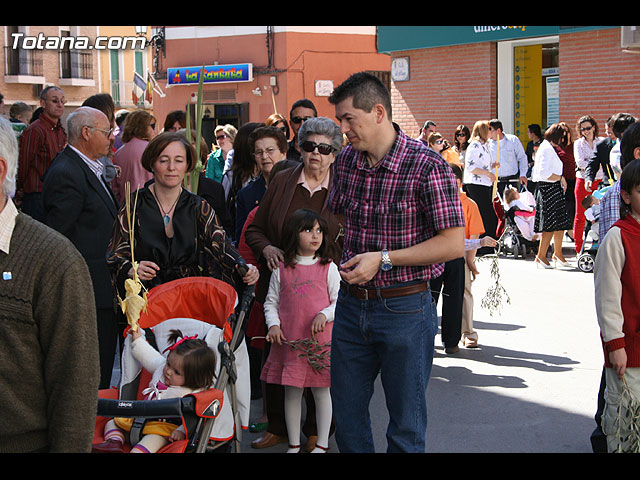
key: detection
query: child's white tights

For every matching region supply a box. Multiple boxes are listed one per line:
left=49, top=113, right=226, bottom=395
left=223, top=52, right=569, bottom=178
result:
left=284, top=385, right=332, bottom=453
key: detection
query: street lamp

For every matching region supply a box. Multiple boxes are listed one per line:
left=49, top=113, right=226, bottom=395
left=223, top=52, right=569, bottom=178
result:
left=135, top=26, right=166, bottom=76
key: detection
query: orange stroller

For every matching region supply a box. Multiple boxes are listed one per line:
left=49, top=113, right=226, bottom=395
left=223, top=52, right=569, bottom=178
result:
left=94, top=274, right=255, bottom=453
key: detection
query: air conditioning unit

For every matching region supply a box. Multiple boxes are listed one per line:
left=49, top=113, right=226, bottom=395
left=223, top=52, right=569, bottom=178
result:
left=621, top=26, right=640, bottom=50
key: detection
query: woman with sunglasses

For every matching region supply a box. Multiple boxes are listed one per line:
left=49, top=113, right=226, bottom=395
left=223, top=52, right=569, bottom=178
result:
left=112, top=109, right=157, bottom=204
left=205, top=124, right=237, bottom=183
left=573, top=115, right=605, bottom=253
left=453, top=124, right=471, bottom=163
left=244, top=117, right=344, bottom=451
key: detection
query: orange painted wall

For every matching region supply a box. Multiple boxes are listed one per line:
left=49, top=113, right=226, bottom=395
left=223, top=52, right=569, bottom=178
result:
left=152, top=29, right=389, bottom=129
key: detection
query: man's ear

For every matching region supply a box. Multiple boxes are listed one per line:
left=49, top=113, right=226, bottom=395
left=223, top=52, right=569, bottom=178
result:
left=633, top=146, right=640, bottom=160
left=0, top=155, right=7, bottom=187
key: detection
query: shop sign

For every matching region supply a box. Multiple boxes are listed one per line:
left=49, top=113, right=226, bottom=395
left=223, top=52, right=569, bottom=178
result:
left=167, top=63, right=253, bottom=86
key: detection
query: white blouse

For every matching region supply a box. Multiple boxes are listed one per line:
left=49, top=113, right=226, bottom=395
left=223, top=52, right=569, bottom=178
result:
left=463, top=140, right=493, bottom=187
left=574, top=136, right=604, bottom=180
left=532, top=140, right=563, bottom=182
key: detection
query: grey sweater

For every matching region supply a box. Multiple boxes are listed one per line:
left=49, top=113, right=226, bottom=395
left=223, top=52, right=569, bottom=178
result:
left=0, top=213, right=100, bottom=452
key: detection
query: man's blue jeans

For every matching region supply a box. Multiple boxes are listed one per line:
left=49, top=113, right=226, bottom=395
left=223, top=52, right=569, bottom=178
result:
left=330, top=283, right=437, bottom=453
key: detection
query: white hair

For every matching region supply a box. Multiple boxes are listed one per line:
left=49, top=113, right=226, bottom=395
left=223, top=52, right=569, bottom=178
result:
left=0, top=117, right=19, bottom=199
left=67, top=106, right=104, bottom=144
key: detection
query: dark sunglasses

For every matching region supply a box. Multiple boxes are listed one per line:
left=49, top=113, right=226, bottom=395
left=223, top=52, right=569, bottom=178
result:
left=301, top=141, right=335, bottom=155
left=456, top=132, right=467, bottom=137
left=291, top=116, right=313, bottom=124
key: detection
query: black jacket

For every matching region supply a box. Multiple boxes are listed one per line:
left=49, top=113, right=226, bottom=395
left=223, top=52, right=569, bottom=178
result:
left=42, top=145, right=118, bottom=310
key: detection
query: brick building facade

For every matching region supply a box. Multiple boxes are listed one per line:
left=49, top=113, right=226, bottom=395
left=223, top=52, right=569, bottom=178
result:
left=379, top=26, right=640, bottom=144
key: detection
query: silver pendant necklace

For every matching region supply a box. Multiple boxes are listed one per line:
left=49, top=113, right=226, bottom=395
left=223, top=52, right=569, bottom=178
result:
left=151, top=186, right=180, bottom=226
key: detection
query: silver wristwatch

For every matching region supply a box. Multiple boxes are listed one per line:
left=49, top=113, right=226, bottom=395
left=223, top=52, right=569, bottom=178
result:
left=380, top=249, right=393, bottom=271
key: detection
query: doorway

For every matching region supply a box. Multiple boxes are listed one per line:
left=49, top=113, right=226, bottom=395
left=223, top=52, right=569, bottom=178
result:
left=497, top=36, right=559, bottom=145
left=199, top=103, right=249, bottom=152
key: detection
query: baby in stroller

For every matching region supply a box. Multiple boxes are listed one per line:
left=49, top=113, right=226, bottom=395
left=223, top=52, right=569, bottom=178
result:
left=581, top=194, right=601, bottom=244
left=93, top=328, right=217, bottom=453
left=503, top=186, right=540, bottom=242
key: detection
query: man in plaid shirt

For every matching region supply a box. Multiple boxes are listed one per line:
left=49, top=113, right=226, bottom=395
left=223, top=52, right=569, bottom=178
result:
left=327, top=72, right=465, bottom=453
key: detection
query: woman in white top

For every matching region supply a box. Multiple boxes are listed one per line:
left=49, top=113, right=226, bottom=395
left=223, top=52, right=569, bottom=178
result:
left=463, top=120, right=498, bottom=251
left=573, top=115, right=605, bottom=253
left=532, top=124, right=572, bottom=268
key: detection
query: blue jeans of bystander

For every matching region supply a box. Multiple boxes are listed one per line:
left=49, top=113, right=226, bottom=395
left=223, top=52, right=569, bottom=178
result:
left=330, top=283, right=437, bottom=453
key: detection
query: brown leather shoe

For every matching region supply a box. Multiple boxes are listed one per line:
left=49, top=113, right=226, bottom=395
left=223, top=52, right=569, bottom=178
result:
left=92, top=439, right=125, bottom=453
left=305, top=435, right=318, bottom=452
left=251, top=432, right=287, bottom=449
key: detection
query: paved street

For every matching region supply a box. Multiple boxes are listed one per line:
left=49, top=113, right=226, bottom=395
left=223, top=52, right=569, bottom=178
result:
left=241, top=238, right=604, bottom=453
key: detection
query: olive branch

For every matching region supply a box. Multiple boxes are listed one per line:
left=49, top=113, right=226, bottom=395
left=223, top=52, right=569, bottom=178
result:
left=477, top=229, right=511, bottom=317
left=253, top=336, right=331, bottom=374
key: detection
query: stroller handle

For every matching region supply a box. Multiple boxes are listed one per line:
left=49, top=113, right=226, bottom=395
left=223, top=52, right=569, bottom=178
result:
left=97, top=397, right=188, bottom=419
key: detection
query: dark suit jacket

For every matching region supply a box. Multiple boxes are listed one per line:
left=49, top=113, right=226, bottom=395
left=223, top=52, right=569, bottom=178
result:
left=196, top=175, right=233, bottom=237
left=235, top=174, right=266, bottom=242
left=585, top=137, right=614, bottom=183
left=42, top=145, right=118, bottom=310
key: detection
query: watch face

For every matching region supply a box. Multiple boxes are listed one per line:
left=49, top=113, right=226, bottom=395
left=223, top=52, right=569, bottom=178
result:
left=381, top=262, right=392, bottom=272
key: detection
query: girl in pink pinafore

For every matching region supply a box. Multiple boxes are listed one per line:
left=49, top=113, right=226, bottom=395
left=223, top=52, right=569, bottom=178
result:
left=261, top=209, right=340, bottom=453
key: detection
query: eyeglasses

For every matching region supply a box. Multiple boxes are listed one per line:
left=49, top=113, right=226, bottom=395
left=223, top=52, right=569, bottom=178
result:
left=291, top=116, right=313, bottom=124
left=216, top=134, right=228, bottom=142
left=47, top=98, right=67, bottom=105
left=434, top=139, right=444, bottom=145
left=301, top=141, right=335, bottom=155
left=580, top=125, right=593, bottom=132
left=87, top=126, right=114, bottom=138
left=456, top=132, right=467, bottom=137
left=254, top=146, right=279, bottom=158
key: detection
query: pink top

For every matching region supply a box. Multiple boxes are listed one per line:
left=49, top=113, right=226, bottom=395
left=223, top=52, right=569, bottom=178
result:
left=112, top=137, right=153, bottom=204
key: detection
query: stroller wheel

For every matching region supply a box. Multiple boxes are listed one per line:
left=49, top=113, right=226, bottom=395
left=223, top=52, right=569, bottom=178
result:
left=577, top=253, right=595, bottom=273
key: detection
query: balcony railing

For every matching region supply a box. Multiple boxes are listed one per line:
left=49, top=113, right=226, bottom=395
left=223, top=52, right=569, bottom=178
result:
left=4, top=46, right=43, bottom=76
left=60, top=51, right=93, bottom=79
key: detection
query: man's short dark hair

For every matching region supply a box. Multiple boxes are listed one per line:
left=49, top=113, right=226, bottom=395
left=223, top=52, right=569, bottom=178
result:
left=620, top=121, right=640, bottom=169
left=489, top=119, right=503, bottom=131
left=328, top=71, right=392, bottom=120
left=289, top=98, right=317, bottom=118
left=611, top=112, right=637, bottom=139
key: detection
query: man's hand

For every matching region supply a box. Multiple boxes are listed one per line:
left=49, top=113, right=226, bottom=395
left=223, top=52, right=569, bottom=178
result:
left=339, top=251, right=382, bottom=285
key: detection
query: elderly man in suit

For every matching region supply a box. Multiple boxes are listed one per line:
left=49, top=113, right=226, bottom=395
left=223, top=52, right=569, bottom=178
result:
left=43, top=106, right=119, bottom=389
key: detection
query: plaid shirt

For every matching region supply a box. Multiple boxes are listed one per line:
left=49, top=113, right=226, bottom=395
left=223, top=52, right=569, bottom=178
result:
left=329, top=126, right=465, bottom=287
left=18, top=113, right=67, bottom=193
left=599, top=181, right=620, bottom=239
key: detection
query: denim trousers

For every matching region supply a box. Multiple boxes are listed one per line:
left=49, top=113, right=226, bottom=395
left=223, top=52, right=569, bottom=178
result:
left=330, top=283, right=437, bottom=453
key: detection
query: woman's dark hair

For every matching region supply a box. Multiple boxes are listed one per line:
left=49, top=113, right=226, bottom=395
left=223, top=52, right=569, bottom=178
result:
left=82, top=93, right=116, bottom=125
left=454, top=124, right=471, bottom=151
left=280, top=209, right=331, bottom=267
left=122, top=109, right=156, bottom=143
left=619, top=158, right=640, bottom=219
left=266, top=113, right=291, bottom=140
left=544, top=123, right=566, bottom=145
left=230, top=122, right=265, bottom=182
left=166, top=329, right=217, bottom=390
left=249, top=125, right=288, bottom=155
left=163, top=110, right=186, bottom=131
left=575, top=115, right=599, bottom=139
left=141, top=131, right=197, bottom=173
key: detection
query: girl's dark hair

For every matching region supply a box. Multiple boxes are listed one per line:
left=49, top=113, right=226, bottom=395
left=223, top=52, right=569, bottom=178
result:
left=280, top=209, right=330, bottom=267
left=619, top=159, right=640, bottom=219
left=166, top=329, right=216, bottom=390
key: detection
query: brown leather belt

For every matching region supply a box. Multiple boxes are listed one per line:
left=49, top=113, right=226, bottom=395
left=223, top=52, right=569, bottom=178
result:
left=341, top=281, right=429, bottom=301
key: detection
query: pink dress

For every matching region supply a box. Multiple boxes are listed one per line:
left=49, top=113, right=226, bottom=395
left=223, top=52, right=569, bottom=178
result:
left=260, top=261, right=333, bottom=388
